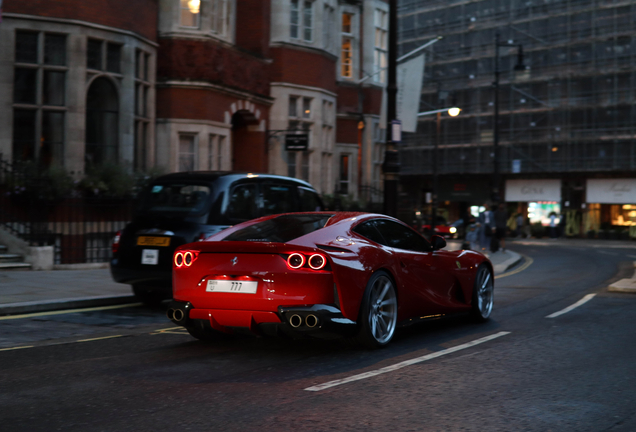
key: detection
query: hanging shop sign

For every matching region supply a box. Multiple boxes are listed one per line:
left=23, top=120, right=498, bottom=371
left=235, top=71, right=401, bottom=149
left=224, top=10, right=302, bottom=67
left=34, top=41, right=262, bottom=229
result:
left=285, top=133, right=309, bottom=151
left=586, top=179, right=636, bottom=204
left=505, top=179, right=561, bottom=202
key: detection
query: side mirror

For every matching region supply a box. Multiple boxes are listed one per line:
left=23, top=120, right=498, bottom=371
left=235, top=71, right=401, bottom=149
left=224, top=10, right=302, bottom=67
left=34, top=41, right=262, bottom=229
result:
left=431, top=235, right=446, bottom=251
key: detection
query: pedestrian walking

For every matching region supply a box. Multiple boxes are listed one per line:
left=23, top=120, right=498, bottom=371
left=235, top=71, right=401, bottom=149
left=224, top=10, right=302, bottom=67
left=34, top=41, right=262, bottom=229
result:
left=478, top=203, right=494, bottom=252
left=516, top=213, right=524, bottom=238
left=549, top=211, right=558, bottom=239
left=494, top=203, right=508, bottom=252
left=465, top=223, right=479, bottom=251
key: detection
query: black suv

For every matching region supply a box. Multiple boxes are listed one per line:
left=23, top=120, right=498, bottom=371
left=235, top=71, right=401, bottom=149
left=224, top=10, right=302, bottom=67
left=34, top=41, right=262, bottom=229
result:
left=110, top=172, right=323, bottom=304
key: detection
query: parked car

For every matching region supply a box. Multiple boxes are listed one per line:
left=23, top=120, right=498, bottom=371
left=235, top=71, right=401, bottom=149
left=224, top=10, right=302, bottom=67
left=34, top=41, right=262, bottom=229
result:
left=418, top=216, right=458, bottom=239
left=110, top=172, right=323, bottom=304
left=167, top=211, right=494, bottom=348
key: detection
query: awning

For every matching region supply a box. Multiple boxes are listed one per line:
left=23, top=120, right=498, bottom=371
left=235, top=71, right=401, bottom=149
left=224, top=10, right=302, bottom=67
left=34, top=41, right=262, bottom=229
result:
left=586, top=179, right=636, bottom=204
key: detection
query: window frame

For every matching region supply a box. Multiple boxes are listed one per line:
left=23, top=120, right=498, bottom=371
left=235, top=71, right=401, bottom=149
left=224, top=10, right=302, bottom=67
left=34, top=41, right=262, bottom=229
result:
left=12, top=30, right=68, bottom=167
left=179, top=0, right=202, bottom=29
left=290, top=0, right=314, bottom=43
left=374, top=8, right=388, bottom=84
left=178, top=133, right=198, bottom=172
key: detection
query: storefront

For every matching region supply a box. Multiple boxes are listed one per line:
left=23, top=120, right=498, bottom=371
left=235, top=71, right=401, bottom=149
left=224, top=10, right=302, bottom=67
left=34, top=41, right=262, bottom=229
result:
left=586, top=179, right=636, bottom=237
left=505, top=179, right=562, bottom=225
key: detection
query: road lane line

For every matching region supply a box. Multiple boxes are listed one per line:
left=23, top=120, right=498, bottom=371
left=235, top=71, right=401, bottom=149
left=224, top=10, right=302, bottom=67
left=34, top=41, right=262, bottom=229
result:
left=496, top=255, right=533, bottom=279
left=76, top=335, right=123, bottom=343
left=0, top=303, right=144, bottom=320
left=304, top=331, right=511, bottom=392
left=0, top=345, right=34, bottom=352
left=546, top=293, right=597, bottom=318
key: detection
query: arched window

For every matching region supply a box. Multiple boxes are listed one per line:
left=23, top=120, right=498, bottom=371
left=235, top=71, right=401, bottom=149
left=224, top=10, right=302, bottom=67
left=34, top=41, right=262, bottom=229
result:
left=85, top=77, right=118, bottom=165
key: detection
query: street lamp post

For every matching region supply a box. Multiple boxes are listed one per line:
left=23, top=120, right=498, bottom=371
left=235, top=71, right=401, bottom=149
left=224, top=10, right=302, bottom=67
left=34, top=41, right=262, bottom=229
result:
left=382, top=0, right=399, bottom=217
left=417, top=107, right=461, bottom=235
left=493, top=32, right=525, bottom=204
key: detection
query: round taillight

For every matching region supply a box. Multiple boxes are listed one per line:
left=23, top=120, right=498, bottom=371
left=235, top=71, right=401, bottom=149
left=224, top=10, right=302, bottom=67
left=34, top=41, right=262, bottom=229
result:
left=308, top=254, right=326, bottom=270
left=184, top=251, right=193, bottom=266
left=174, top=252, right=183, bottom=267
left=287, top=253, right=305, bottom=269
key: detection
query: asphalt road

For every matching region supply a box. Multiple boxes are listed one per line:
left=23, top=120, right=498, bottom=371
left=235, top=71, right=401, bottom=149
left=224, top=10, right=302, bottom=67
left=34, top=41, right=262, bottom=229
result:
left=1, top=242, right=636, bottom=431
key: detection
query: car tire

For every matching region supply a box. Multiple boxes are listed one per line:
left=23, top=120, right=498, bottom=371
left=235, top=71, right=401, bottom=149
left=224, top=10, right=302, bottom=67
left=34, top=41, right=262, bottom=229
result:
left=471, top=265, right=494, bottom=322
left=355, top=271, right=398, bottom=349
left=186, top=319, right=226, bottom=342
left=132, top=284, right=169, bottom=306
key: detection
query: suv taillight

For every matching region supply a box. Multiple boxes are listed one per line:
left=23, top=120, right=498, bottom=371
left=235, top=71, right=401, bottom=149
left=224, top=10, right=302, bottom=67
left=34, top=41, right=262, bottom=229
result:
left=112, top=231, right=121, bottom=255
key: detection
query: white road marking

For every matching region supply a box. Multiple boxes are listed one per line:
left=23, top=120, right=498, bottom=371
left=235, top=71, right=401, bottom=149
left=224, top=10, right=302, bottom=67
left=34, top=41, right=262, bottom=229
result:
left=0, top=303, right=144, bottom=321
left=304, top=331, right=511, bottom=392
left=0, top=345, right=34, bottom=352
left=546, top=293, right=597, bottom=318
left=76, top=335, right=123, bottom=343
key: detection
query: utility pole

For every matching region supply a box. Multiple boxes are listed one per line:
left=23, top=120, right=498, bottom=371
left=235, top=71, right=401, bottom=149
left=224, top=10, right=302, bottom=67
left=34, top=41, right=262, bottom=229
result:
left=382, top=0, right=398, bottom=217
left=493, top=32, right=525, bottom=204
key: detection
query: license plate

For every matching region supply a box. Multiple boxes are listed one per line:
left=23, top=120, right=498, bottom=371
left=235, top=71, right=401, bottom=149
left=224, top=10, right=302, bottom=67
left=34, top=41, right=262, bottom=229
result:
left=141, top=249, right=159, bottom=265
left=137, top=236, right=170, bottom=247
left=206, top=280, right=258, bottom=294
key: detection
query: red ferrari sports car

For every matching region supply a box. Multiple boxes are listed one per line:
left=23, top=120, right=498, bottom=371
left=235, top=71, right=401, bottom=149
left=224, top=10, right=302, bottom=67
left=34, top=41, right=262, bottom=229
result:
left=167, top=212, right=494, bottom=348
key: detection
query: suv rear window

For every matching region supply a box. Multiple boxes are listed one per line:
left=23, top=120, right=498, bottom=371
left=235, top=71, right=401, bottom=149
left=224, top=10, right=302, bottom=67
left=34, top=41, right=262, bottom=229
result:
left=223, top=214, right=334, bottom=243
left=138, top=183, right=211, bottom=215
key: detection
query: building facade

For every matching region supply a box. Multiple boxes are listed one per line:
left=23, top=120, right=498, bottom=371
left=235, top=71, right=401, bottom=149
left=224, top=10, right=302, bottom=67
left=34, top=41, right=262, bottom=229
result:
left=0, top=0, right=388, bottom=200
left=398, top=0, right=636, bottom=235
left=0, top=0, right=158, bottom=176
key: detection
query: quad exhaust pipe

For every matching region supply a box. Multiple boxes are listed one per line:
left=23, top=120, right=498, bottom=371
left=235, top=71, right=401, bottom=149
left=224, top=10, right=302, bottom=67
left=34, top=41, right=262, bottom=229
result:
left=288, top=313, right=319, bottom=328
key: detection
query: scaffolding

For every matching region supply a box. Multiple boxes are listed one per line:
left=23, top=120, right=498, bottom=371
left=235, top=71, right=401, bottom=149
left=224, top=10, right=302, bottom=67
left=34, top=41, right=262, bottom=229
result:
left=397, top=0, right=636, bottom=176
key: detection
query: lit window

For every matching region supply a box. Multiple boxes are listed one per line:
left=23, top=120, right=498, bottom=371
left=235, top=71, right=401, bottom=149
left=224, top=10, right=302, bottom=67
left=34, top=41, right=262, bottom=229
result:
left=302, top=97, right=312, bottom=118
left=342, top=13, right=352, bottom=34
left=180, top=0, right=201, bottom=28
left=341, top=39, right=352, bottom=78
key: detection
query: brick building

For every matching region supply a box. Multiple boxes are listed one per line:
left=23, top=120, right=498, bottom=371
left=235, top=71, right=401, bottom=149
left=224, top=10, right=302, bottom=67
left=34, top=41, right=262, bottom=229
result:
left=0, top=0, right=389, bottom=199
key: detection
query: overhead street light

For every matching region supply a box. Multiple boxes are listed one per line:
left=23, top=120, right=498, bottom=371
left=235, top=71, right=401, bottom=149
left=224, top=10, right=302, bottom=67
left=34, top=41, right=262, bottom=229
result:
left=417, top=107, right=461, bottom=117
left=418, top=105, right=461, bottom=236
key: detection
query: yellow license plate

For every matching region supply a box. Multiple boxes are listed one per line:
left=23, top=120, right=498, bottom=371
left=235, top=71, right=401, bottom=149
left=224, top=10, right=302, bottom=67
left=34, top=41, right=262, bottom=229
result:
left=137, top=236, right=171, bottom=247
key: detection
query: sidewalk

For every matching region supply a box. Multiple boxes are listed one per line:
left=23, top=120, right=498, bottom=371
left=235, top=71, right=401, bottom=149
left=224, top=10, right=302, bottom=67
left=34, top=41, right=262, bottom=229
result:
left=0, top=243, right=523, bottom=317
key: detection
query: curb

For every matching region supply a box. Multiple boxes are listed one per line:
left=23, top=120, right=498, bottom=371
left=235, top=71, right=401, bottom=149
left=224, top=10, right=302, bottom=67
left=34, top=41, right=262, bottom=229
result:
left=492, top=251, right=523, bottom=275
left=0, top=295, right=138, bottom=316
left=608, top=261, right=636, bottom=294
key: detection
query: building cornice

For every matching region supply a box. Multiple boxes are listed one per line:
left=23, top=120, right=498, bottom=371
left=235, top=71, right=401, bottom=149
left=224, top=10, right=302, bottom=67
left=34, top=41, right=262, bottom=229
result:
left=270, top=41, right=339, bottom=63
left=157, top=80, right=274, bottom=105
left=2, top=13, right=158, bottom=47
left=156, top=118, right=231, bottom=129
left=270, top=82, right=337, bottom=98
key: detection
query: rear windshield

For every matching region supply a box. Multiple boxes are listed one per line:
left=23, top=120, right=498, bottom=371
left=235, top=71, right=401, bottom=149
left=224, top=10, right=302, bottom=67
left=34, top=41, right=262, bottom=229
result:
left=138, top=183, right=211, bottom=216
left=223, top=214, right=334, bottom=243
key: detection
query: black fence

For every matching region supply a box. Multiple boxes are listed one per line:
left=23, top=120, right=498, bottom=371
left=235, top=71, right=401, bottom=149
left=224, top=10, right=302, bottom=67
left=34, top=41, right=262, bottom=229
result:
left=0, top=156, right=135, bottom=264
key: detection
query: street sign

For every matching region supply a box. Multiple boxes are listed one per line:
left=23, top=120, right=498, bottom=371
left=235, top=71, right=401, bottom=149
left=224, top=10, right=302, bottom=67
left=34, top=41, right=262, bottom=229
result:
left=285, top=133, right=309, bottom=151
left=391, top=120, right=402, bottom=143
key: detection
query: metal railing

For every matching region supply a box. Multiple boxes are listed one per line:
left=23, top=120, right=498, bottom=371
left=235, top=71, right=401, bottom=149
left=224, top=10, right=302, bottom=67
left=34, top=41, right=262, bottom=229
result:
left=0, top=155, right=135, bottom=264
